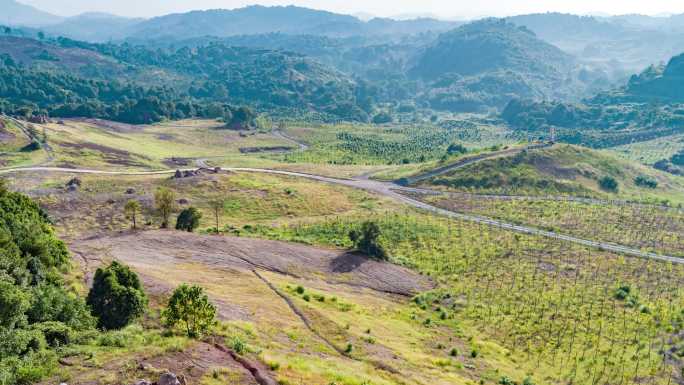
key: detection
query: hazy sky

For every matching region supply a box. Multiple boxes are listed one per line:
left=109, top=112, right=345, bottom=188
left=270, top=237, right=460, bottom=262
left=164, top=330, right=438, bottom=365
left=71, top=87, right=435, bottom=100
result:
left=19, top=0, right=684, bottom=19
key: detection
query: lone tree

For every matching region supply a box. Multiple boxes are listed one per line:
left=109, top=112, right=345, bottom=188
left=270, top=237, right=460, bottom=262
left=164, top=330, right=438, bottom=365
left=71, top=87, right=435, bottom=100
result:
left=349, top=221, right=388, bottom=260
left=154, top=187, right=176, bottom=228
left=208, top=199, right=225, bottom=234
left=124, top=200, right=141, bottom=230
left=176, top=207, right=202, bottom=232
left=86, top=261, right=147, bottom=330
left=599, top=176, right=619, bottom=192
left=163, top=284, right=217, bottom=338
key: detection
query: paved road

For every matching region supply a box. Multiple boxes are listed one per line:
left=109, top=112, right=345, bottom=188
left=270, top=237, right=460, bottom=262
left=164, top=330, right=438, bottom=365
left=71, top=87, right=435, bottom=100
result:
left=1, top=165, right=678, bottom=263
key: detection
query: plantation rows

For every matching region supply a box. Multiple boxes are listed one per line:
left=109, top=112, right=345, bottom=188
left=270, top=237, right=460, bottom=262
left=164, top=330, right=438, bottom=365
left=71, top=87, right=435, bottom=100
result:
left=238, top=211, right=684, bottom=384
left=427, top=197, right=684, bottom=257
left=279, top=122, right=513, bottom=165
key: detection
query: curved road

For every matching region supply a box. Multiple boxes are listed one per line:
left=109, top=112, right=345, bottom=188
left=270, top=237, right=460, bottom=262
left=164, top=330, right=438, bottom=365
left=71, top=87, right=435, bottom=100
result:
left=399, top=143, right=551, bottom=185
left=0, top=165, right=679, bottom=263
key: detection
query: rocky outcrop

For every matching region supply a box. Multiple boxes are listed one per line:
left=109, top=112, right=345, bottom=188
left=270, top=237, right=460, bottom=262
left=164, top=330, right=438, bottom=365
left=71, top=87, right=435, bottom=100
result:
left=132, top=372, right=187, bottom=385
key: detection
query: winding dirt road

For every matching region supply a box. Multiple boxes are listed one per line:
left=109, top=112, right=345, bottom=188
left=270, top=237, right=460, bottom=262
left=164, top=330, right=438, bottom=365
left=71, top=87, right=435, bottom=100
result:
left=1, top=164, right=679, bottom=263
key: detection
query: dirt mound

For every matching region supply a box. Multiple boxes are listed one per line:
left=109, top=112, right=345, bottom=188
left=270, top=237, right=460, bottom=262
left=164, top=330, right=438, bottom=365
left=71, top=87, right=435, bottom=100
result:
left=70, top=230, right=431, bottom=296
left=139, top=342, right=259, bottom=385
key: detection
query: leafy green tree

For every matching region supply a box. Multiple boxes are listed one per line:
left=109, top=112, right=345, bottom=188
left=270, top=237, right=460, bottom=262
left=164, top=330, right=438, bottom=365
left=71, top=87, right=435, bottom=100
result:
left=349, top=221, right=388, bottom=260
left=175, top=207, right=202, bottom=232
left=0, top=279, right=30, bottom=329
left=229, top=106, right=257, bottom=129
left=154, top=187, right=176, bottom=228
left=27, top=284, right=94, bottom=330
left=86, top=261, right=147, bottom=330
left=162, top=284, right=216, bottom=338
left=124, top=200, right=141, bottom=230
left=599, top=176, right=619, bottom=192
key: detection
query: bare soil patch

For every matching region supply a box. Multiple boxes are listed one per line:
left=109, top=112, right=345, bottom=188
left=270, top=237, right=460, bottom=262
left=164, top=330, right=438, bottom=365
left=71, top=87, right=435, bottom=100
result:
left=69, top=230, right=431, bottom=296
left=162, top=157, right=192, bottom=167
left=68, top=118, right=141, bottom=133
left=140, top=342, right=259, bottom=384
left=59, top=141, right=151, bottom=167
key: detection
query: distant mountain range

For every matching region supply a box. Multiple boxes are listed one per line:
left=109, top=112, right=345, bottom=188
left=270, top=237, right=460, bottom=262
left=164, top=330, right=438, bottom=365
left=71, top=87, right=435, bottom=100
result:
left=506, top=13, right=684, bottom=78
left=0, top=0, right=63, bottom=27
left=2, top=1, right=461, bottom=42
left=5, top=0, right=684, bottom=130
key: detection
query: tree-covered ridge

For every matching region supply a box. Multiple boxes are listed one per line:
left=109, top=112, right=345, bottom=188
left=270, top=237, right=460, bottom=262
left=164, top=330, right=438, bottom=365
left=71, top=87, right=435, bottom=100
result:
left=55, top=38, right=370, bottom=120
left=500, top=51, right=684, bottom=149
left=0, top=55, right=234, bottom=124
left=410, top=19, right=573, bottom=80
left=0, top=180, right=95, bottom=384
left=408, top=19, right=606, bottom=112
left=0, top=34, right=370, bottom=122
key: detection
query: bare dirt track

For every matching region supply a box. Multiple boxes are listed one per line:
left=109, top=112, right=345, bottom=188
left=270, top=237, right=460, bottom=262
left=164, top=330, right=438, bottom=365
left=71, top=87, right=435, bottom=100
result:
left=69, top=230, right=432, bottom=297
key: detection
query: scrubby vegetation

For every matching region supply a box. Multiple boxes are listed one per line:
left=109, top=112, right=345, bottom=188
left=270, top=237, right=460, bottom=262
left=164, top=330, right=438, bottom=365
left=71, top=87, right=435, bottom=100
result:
left=0, top=179, right=90, bottom=383
left=417, top=145, right=684, bottom=201
left=162, top=284, right=217, bottom=338
left=233, top=209, right=684, bottom=384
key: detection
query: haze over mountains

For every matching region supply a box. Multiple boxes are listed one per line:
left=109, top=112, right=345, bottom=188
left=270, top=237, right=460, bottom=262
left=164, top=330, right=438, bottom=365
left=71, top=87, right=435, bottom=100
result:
left=3, top=0, right=684, bottom=151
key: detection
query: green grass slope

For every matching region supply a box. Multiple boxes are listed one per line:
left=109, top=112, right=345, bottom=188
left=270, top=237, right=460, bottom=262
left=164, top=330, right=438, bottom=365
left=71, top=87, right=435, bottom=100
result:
left=418, top=144, right=684, bottom=204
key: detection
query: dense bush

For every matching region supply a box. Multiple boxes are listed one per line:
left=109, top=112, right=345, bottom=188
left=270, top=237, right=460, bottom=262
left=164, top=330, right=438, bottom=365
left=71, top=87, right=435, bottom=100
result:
left=176, top=207, right=202, bottom=232
left=447, top=143, right=468, bottom=155
left=162, top=284, right=216, bottom=338
left=634, top=175, right=658, bottom=189
left=349, top=221, right=388, bottom=260
left=0, top=180, right=93, bottom=384
left=599, top=176, right=619, bottom=192
left=86, top=261, right=148, bottom=330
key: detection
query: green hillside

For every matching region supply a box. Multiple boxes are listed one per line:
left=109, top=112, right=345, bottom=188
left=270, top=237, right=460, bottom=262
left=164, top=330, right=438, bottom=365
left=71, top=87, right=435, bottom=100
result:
left=418, top=144, right=684, bottom=203
left=0, top=35, right=370, bottom=122
left=409, top=19, right=599, bottom=112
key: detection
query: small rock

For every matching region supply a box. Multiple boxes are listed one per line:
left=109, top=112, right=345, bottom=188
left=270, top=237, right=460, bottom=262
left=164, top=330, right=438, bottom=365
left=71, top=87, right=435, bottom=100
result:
left=174, top=170, right=183, bottom=179
left=158, top=372, right=181, bottom=385
left=126, top=188, right=136, bottom=194
left=178, top=198, right=189, bottom=205
left=66, top=185, right=78, bottom=192
left=66, top=177, right=82, bottom=187
left=213, top=167, right=221, bottom=173
left=106, top=198, right=116, bottom=204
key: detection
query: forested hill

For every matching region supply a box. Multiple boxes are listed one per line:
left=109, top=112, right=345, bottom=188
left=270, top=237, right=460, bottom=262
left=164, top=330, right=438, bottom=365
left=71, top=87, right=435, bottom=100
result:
left=500, top=51, right=684, bottom=149
left=611, top=53, right=684, bottom=103
left=0, top=35, right=372, bottom=123
left=408, top=19, right=607, bottom=112
left=410, top=19, right=573, bottom=80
